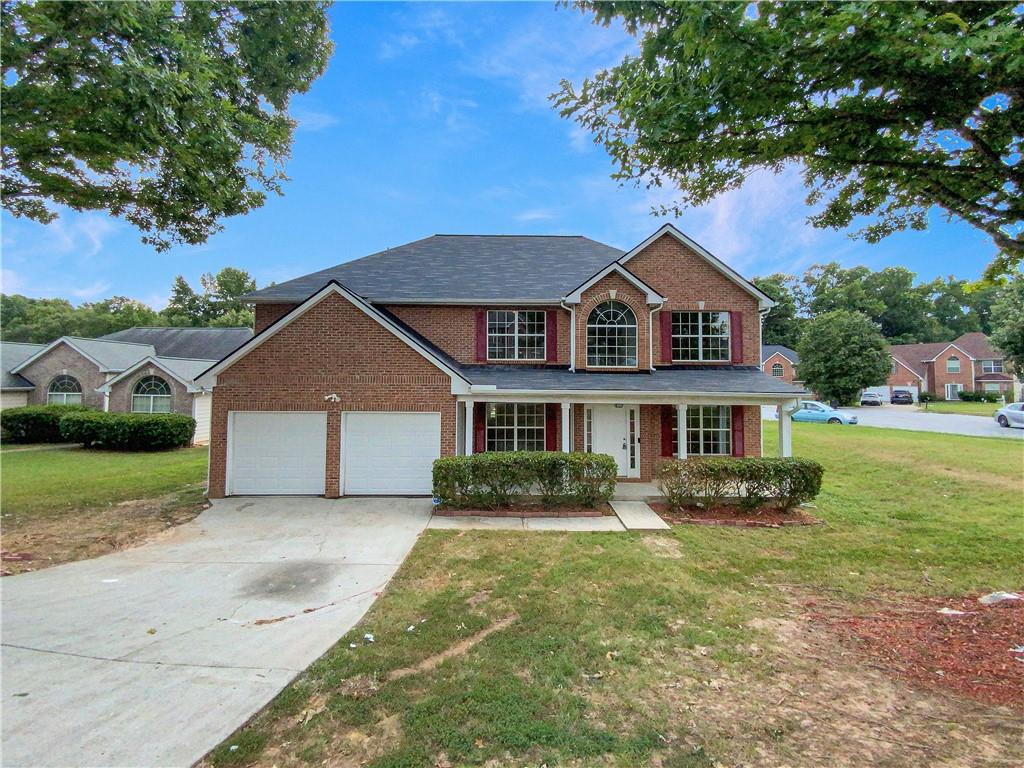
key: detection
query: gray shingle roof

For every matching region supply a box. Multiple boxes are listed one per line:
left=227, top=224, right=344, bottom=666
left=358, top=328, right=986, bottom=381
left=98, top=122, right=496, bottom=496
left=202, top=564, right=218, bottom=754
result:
left=1, top=342, right=46, bottom=390
left=244, top=235, right=625, bottom=304
left=63, top=337, right=156, bottom=372
left=761, top=345, right=799, bottom=365
left=459, top=365, right=806, bottom=395
left=100, top=327, right=253, bottom=361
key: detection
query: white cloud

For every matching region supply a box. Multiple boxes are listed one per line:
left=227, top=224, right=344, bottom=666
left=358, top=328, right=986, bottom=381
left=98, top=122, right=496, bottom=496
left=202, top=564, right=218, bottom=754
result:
left=1, top=268, right=25, bottom=294
left=417, top=88, right=478, bottom=133
left=568, top=125, right=593, bottom=154
left=68, top=280, right=112, bottom=300
left=515, top=209, right=557, bottom=223
left=379, top=6, right=464, bottom=60
left=292, top=107, right=339, bottom=132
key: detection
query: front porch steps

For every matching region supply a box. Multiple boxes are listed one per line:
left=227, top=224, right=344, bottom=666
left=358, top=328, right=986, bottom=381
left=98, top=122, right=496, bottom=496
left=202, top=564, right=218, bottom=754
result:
left=609, top=500, right=671, bottom=531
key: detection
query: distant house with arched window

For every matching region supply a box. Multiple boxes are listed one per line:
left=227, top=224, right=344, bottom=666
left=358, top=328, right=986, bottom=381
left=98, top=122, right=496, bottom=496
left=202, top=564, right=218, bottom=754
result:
left=0, top=327, right=252, bottom=444
left=760, top=345, right=802, bottom=387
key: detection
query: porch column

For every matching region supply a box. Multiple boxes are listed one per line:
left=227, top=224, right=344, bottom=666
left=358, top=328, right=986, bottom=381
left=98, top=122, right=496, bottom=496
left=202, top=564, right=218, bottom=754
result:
left=778, top=401, right=793, bottom=457
left=464, top=400, right=474, bottom=456
left=560, top=401, right=571, bottom=452
left=676, top=404, right=687, bottom=459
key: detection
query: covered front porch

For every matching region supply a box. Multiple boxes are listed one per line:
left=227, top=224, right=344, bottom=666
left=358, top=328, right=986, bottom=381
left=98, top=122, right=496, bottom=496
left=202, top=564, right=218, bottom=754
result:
left=454, top=395, right=799, bottom=482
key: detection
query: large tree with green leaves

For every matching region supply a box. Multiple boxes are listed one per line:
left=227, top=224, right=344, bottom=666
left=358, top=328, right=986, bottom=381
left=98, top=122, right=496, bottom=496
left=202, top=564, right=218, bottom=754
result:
left=556, top=2, right=1023, bottom=277
left=990, top=274, right=1024, bottom=373
left=2, top=0, right=333, bottom=250
left=796, top=310, right=891, bottom=405
left=752, top=274, right=803, bottom=348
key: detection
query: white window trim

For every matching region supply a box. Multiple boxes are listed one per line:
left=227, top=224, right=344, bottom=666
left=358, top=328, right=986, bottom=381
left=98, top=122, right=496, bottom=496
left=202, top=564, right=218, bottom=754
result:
left=685, top=405, right=732, bottom=456
left=47, top=375, right=83, bottom=405
left=486, top=310, right=546, bottom=361
left=485, top=403, right=546, bottom=452
left=946, top=356, right=961, bottom=373
left=771, top=362, right=784, bottom=378
left=672, top=311, right=732, bottom=362
left=586, top=301, right=639, bottom=368
left=981, top=359, right=1004, bottom=374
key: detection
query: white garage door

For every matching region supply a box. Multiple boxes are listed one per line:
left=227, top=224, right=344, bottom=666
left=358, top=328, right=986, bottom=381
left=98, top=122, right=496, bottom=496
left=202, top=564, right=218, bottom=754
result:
left=229, top=412, right=327, bottom=495
left=864, top=385, right=892, bottom=403
left=343, top=412, right=440, bottom=495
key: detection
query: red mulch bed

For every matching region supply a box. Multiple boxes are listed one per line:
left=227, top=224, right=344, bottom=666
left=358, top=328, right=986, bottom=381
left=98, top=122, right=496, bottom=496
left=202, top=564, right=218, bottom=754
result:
left=823, top=595, right=1024, bottom=709
left=648, top=501, right=819, bottom=527
left=435, top=501, right=614, bottom=518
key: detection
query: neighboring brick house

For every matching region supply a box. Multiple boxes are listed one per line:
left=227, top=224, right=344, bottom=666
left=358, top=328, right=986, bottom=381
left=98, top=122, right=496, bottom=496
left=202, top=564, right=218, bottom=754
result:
left=2, top=327, right=252, bottom=443
left=198, top=224, right=806, bottom=498
left=761, top=345, right=801, bottom=386
left=880, top=332, right=1019, bottom=402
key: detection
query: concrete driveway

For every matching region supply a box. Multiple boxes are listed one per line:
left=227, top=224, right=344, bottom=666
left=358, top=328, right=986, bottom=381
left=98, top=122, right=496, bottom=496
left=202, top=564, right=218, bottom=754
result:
left=1, top=497, right=431, bottom=768
left=849, top=405, right=1023, bottom=440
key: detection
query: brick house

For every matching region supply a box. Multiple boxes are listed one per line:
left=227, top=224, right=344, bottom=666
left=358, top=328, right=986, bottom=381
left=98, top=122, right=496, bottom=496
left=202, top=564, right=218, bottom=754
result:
left=2, top=327, right=252, bottom=443
left=878, top=332, right=1019, bottom=402
left=761, top=345, right=801, bottom=386
left=198, top=224, right=806, bottom=498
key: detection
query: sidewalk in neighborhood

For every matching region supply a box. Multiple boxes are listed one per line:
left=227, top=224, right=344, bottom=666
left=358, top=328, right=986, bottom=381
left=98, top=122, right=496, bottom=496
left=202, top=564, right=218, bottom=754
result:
left=428, top=497, right=669, bottom=532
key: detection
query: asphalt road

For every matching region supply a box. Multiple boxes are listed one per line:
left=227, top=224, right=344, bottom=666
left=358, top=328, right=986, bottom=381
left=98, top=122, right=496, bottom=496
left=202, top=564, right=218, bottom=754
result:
left=846, top=405, right=1023, bottom=440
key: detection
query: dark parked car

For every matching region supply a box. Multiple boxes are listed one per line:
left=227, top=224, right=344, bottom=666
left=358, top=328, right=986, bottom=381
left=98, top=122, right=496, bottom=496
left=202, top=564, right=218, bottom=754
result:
left=891, top=389, right=914, bottom=405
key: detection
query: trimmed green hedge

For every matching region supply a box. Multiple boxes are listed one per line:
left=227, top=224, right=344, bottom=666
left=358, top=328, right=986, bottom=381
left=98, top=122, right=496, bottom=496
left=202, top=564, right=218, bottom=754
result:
left=957, top=390, right=1002, bottom=403
left=59, top=411, right=196, bottom=451
left=433, top=452, right=618, bottom=509
left=657, top=457, right=824, bottom=512
left=1, top=404, right=94, bottom=443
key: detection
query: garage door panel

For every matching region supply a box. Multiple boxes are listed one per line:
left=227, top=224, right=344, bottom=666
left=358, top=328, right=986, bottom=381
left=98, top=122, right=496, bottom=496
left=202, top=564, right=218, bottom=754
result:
left=230, top=412, right=327, bottom=495
left=343, top=412, right=440, bottom=495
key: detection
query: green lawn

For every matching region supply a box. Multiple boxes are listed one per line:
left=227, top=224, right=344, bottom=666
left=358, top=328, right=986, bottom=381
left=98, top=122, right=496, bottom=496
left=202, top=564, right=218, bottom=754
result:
left=209, top=424, right=1024, bottom=768
left=919, top=400, right=1005, bottom=417
left=1, top=446, right=208, bottom=518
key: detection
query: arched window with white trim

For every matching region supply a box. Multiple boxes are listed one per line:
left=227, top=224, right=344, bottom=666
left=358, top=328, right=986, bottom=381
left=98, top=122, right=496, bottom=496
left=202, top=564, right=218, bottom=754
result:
left=771, top=362, right=784, bottom=378
left=587, top=301, right=637, bottom=367
left=132, top=376, right=172, bottom=413
left=47, top=375, right=82, bottom=405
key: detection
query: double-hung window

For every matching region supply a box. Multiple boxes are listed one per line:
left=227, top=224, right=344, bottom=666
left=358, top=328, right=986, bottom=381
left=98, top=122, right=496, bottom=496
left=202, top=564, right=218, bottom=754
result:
left=982, top=359, right=1004, bottom=374
left=946, top=356, right=961, bottom=374
left=685, top=405, right=732, bottom=456
left=487, top=310, right=545, bottom=360
left=672, top=311, right=731, bottom=362
left=485, top=403, right=545, bottom=452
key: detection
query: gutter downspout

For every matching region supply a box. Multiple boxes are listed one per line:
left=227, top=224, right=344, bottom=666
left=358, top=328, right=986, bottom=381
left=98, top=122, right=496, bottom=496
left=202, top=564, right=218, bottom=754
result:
left=560, top=299, right=576, bottom=372
left=648, top=302, right=664, bottom=372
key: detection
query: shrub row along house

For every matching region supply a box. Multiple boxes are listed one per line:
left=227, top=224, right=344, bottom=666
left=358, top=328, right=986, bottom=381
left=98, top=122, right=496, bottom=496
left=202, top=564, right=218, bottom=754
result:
left=0, top=327, right=252, bottom=443
left=196, top=224, right=806, bottom=498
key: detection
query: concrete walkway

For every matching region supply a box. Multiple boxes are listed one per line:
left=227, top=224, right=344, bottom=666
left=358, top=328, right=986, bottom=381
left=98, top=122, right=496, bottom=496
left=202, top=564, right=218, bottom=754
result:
left=609, top=501, right=670, bottom=530
left=428, top=514, right=625, bottom=531
left=1, top=497, right=431, bottom=768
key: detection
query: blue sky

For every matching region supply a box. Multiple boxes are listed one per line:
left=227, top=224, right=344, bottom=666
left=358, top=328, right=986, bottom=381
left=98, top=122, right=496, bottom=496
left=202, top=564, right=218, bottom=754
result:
left=0, top=1, right=997, bottom=308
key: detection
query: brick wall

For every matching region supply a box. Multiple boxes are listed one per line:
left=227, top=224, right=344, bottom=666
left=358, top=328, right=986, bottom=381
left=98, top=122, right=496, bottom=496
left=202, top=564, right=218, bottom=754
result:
left=624, top=234, right=761, bottom=367
left=20, top=343, right=106, bottom=409
left=886, top=359, right=924, bottom=390
left=254, top=303, right=297, bottom=333
left=209, top=293, right=457, bottom=498
left=389, top=305, right=570, bottom=365
left=763, top=353, right=798, bottom=385
left=929, top=347, right=976, bottom=398
left=106, top=366, right=193, bottom=416
left=576, top=273, right=651, bottom=370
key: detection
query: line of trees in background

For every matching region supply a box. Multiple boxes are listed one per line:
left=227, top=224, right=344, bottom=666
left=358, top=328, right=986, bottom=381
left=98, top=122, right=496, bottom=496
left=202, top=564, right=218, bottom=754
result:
left=0, top=268, right=257, bottom=344
left=753, top=264, right=1001, bottom=349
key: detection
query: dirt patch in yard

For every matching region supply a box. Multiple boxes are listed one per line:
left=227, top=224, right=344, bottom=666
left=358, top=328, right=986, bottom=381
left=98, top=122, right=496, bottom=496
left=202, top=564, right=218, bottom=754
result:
left=599, top=591, right=1021, bottom=767
left=0, top=485, right=207, bottom=575
left=649, top=501, right=820, bottom=527
left=820, top=594, right=1024, bottom=709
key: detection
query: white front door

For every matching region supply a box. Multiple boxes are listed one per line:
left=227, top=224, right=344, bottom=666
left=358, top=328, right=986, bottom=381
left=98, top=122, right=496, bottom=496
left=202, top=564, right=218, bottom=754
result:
left=945, top=383, right=963, bottom=400
left=589, top=405, right=639, bottom=478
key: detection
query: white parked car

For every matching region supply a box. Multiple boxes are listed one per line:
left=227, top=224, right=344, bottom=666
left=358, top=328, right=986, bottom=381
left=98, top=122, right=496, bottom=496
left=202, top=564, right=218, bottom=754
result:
left=860, top=392, right=884, bottom=406
left=993, top=402, right=1024, bottom=429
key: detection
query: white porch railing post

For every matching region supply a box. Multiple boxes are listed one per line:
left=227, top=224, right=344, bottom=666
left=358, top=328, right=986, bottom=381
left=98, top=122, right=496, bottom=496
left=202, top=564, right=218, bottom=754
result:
left=464, top=400, right=475, bottom=456
left=676, top=403, right=687, bottom=459
left=560, top=401, right=571, bottom=452
left=778, top=402, right=793, bottom=457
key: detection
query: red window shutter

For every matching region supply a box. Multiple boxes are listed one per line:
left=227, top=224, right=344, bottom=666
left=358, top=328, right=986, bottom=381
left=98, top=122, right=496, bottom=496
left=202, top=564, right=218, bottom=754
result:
left=474, top=402, right=486, bottom=453
left=660, top=311, right=674, bottom=363
left=546, top=309, right=558, bottom=362
left=661, top=404, right=677, bottom=457
left=545, top=403, right=559, bottom=451
left=730, top=311, right=743, bottom=363
left=731, top=405, right=745, bottom=457
left=476, top=310, right=487, bottom=362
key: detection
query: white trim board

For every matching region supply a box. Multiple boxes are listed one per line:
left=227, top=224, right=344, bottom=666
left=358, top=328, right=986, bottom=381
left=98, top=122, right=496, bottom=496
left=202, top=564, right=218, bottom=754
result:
left=562, top=262, right=666, bottom=305
left=96, top=356, right=206, bottom=394
left=617, top=224, right=775, bottom=310
left=196, top=281, right=471, bottom=394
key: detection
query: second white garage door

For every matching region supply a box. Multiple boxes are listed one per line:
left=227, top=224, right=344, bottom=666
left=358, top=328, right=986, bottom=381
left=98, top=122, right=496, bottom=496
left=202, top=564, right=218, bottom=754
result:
left=342, top=412, right=441, bottom=495
left=229, top=412, right=327, bottom=495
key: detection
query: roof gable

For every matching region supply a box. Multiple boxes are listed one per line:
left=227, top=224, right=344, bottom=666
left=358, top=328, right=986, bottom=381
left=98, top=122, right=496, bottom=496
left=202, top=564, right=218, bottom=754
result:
left=197, top=281, right=470, bottom=392
left=562, top=262, right=666, bottom=305
left=99, top=327, right=253, bottom=360
left=97, top=356, right=213, bottom=393
left=10, top=337, right=155, bottom=375
left=761, top=345, right=799, bottom=365
left=617, top=224, right=775, bottom=309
